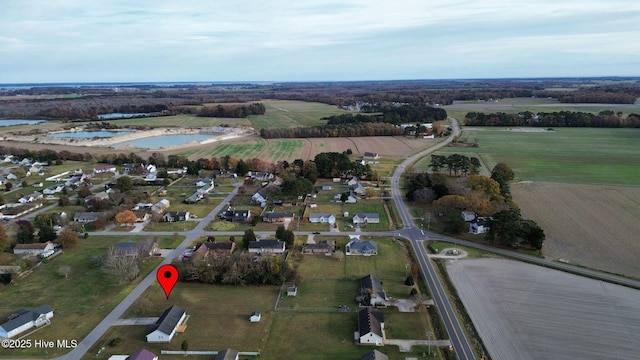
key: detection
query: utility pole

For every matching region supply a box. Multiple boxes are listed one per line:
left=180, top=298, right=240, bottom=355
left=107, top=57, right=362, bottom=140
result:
left=426, top=331, right=432, bottom=356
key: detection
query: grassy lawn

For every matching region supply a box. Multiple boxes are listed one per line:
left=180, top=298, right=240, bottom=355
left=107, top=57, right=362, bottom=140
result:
left=413, top=127, right=640, bottom=185
left=343, top=201, right=392, bottom=231
left=0, top=235, right=163, bottom=358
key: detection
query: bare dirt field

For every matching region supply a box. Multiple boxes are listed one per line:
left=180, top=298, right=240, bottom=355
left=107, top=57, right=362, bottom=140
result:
left=512, top=182, right=640, bottom=279
left=447, top=258, right=640, bottom=360
left=306, top=136, right=438, bottom=159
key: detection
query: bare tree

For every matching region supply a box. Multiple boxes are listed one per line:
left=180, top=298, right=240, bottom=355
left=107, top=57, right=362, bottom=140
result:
left=103, top=247, right=140, bottom=283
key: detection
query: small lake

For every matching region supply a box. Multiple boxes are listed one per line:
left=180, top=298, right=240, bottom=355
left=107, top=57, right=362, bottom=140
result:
left=113, top=134, right=220, bottom=149
left=48, top=131, right=134, bottom=138
left=98, top=113, right=151, bottom=120
left=0, top=119, right=46, bottom=126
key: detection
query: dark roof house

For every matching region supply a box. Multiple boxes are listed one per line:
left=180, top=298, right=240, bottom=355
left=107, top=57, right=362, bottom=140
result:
left=146, top=305, right=187, bottom=343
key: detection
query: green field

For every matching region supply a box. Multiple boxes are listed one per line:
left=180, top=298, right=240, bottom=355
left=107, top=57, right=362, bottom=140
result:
left=261, top=139, right=306, bottom=161
left=106, top=114, right=252, bottom=128
left=248, top=100, right=350, bottom=131
left=413, top=127, right=640, bottom=185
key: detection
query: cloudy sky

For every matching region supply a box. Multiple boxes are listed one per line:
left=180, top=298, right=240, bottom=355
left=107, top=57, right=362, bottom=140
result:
left=1, top=0, right=639, bottom=83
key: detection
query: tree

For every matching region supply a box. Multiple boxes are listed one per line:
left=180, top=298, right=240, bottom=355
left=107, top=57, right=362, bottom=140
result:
left=242, top=229, right=256, bottom=249
left=76, top=186, right=92, bottom=198
left=38, top=226, right=57, bottom=242
left=15, top=220, right=35, bottom=244
left=282, top=230, right=295, bottom=249
left=519, top=220, right=546, bottom=250
left=442, top=212, right=467, bottom=234
left=491, top=163, right=515, bottom=200
left=5, top=182, right=13, bottom=191
left=57, top=265, right=71, bottom=278
left=103, top=247, right=139, bottom=283
left=275, top=225, right=285, bottom=240
left=115, top=210, right=137, bottom=226
left=58, top=195, right=71, bottom=206
left=465, top=175, right=503, bottom=202
left=486, top=208, right=521, bottom=246
left=432, top=195, right=468, bottom=216
left=115, top=176, right=134, bottom=192
left=0, top=224, right=8, bottom=252
left=236, top=159, right=249, bottom=176
left=56, top=228, right=79, bottom=248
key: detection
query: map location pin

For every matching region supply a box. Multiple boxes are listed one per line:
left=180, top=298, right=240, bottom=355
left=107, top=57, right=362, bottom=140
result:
left=157, top=264, right=179, bottom=299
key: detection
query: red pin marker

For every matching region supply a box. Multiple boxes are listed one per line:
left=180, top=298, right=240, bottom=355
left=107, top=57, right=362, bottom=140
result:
left=157, top=264, right=179, bottom=299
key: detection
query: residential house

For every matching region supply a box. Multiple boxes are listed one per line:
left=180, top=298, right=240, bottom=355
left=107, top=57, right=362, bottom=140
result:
left=43, top=184, right=65, bottom=195
left=129, top=349, right=158, bottom=360
left=6, top=173, right=18, bottom=180
left=361, top=350, right=389, bottom=360
left=1, top=155, right=13, bottom=163
left=18, top=192, right=43, bottom=204
left=195, top=177, right=213, bottom=187
left=73, top=212, right=101, bottom=223
left=308, top=212, right=336, bottom=224
left=151, top=199, right=170, bottom=214
left=33, top=182, right=44, bottom=188
left=248, top=171, right=273, bottom=181
left=231, top=210, right=251, bottom=223
left=332, top=177, right=342, bottom=183
left=251, top=191, right=267, bottom=207
left=194, top=239, right=236, bottom=257
left=469, top=217, right=490, bottom=234
left=249, top=311, right=261, bottom=322
left=262, top=212, right=295, bottom=223
left=301, top=240, right=336, bottom=255
left=352, top=182, right=366, bottom=196
left=461, top=211, right=476, bottom=222
left=93, top=165, right=117, bottom=174
left=13, top=241, right=56, bottom=256
left=216, top=348, right=239, bottom=360
left=248, top=239, right=286, bottom=254
left=134, top=211, right=151, bottom=223
left=89, top=191, right=110, bottom=202
left=360, top=274, right=387, bottom=306
left=357, top=307, right=385, bottom=345
left=146, top=305, right=187, bottom=343
left=347, top=177, right=360, bottom=187
left=114, top=241, right=158, bottom=257
left=352, top=213, right=380, bottom=224
left=184, top=192, right=203, bottom=204
left=362, top=152, right=380, bottom=160
left=0, top=305, right=54, bottom=339
left=144, top=173, right=157, bottom=182
left=346, top=238, right=378, bottom=256
left=163, top=211, right=190, bottom=222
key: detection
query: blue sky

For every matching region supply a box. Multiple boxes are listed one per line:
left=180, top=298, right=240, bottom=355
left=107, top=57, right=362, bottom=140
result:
left=1, top=0, right=639, bottom=83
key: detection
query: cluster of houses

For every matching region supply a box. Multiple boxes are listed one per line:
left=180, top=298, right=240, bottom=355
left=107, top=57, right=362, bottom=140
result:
left=184, top=177, right=215, bottom=203
left=355, top=274, right=389, bottom=346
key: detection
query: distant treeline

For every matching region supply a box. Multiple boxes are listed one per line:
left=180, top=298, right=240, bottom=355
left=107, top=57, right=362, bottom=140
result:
left=177, top=102, right=266, bottom=118
left=465, top=111, right=640, bottom=128
left=260, top=122, right=404, bottom=139
left=325, top=104, right=447, bottom=125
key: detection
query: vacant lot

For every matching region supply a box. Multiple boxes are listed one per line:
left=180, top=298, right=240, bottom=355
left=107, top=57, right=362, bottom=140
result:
left=512, top=181, right=640, bottom=279
left=447, top=258, right=640, bottom=360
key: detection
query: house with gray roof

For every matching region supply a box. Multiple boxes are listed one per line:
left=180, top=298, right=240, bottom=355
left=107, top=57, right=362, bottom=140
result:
left=216, top=348, right=239, bottom=360
left=357, top=307, right=385, bottom=345
left=346, top=237, right=377, bottom=256
left=248, top=239, right=286, bottom=254
left=146, top=305, right=187, bottom=343
left=0, top=305, right=53, bottom=339
left=360, top=274, right=387, bottom=306
left=73, top=211, right=101, bottom=223
left=308, top=212, right=336, bottom=224
left=352, top=213, right=380, bottom=224
left=361, top=349, right=389, bottom=360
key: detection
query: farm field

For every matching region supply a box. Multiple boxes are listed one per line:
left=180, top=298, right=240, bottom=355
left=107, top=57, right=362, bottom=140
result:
left=443, top=97, right=640, bottom=123
left=247, top=99, right=350, bottom=131
left=512, top=181, right=640, bottom=279
left=447, top=258, right=640, bottom=360
left=413, top=127, right=640, bottom=185
left=86, top=236, right=435, bottom=360
left=105, top=114, right=252, bottom=128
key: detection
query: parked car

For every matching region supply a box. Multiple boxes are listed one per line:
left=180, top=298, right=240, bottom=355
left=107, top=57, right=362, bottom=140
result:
left=40, top=250, right=55, bottom=259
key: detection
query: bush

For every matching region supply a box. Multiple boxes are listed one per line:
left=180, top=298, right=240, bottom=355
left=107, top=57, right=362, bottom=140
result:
left=405, top=275, right=415, bottom=286
left=108, top=337, right=122, bottom=347
left=410, top=288, right=418, bottom=296
left=181, top=340, right=189, bottom=351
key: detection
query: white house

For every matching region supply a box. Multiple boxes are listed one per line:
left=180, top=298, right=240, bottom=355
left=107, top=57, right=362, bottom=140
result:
left=18, top=192, right=43, bottom=204
left=357, top=308, right=385, bottom=345
left=346, top=238, right=378, bottom=256
left=248, top=239, right=286, bottom=254
left=461, top=211, right=476, bottom=222
left=308, top=212, right=336, bottom=224
left=0, top=305, right=53, bottom=339
left=352, top=213, right=380, bottom=224
left=360, top=274, right=387, bottom=306
left=43, top=184, right=65, bottom=195
left=93, top=165, right=117, bottom=174
left=146, top=305, right=187, bottom=343
left=469, top=217, right=490, bottom=234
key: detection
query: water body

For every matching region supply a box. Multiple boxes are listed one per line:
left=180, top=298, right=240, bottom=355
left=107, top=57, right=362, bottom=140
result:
left=97, top=112, right=150, bottom=120
left=0, top=119, right=46, bottom=126
left=113, top=134, right=220, bottom=149
left=48, top=131, right=133, bottom=138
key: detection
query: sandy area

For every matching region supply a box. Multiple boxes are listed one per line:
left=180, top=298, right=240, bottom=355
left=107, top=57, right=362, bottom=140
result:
left=447, top=258, right=640, bottom=360
left=512, top=181, right=640, bottom=279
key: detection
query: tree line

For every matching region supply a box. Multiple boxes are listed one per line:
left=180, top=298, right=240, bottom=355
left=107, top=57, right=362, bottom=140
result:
left=260, top=122, right=404, bottom=139
left=464, top=111, right=640, bottom=128
left=177, top=103, right=266, bottom=118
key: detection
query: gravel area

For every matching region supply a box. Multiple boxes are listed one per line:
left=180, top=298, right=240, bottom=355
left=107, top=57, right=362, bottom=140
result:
left=447, top=258, right=640, bottom=360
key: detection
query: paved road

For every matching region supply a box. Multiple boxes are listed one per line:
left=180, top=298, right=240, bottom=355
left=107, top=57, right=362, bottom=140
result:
left=55, top=183, right=241, bottom=360
left=389, top=118, right=477, bottom=360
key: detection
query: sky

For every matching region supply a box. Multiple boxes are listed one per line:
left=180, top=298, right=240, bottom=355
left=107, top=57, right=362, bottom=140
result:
left=1, top=0, right=639, bottom=83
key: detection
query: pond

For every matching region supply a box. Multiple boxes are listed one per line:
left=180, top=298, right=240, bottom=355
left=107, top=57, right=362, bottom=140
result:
left=97, top=113, right=151, bottom=120
left=0, top=119, right=46, bottom=126
left=48, top=131, right=134, bottom=138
